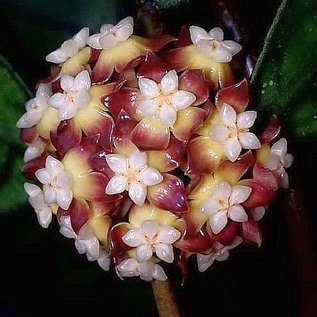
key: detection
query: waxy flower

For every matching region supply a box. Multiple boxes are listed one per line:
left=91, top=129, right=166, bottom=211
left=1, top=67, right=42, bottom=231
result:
left=137, top=70, right=196, bottom=127
left=23, top=138, right=46, bottom=163
left=210, top=103, right=261, bottom=162
left=189, top=26, right=242, bottom=63
left=46, top=27, right=89, bottom=64
left=59, top=216, right=110, bottom=270
left=105, top=150, right=163, bottom=206
left=87, top=16, right=134, bottom=50
left=48, top=70, right=91, bottom=121
left=35, top=156, right=73, bottom=210
left=116, top=257, right=167, bottom=281
left=16, top=84, right=52, bottom=129
left=197, top=236, right=242, bottom=272
left=264, top=138, right=294, bottom=188
left=200, top=181, right=251, bottom=234
left=24, top=183, right=53, bottom=228
left=122, top=220, right=181, bottom=263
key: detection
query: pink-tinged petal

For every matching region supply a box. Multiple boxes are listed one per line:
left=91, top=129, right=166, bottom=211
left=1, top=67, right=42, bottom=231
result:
left=178, top=69, right=209, bottom=106
left=131, top=117, right=170, bottom=150
left=50, top=119, right=82, bottom=156
left=103, top=87, right=140, bottom=120
left=207, top=219, right=240, bottom=245
left=209, top=211, right=228, bottom=234
left=219, top=103, right=236, bottom=126
left=161, top=70, right=178, bottom=95
left=186, top=136, right=223, bottom=175
left=189, top=25, right=210, bottom=44
left=146, top=136, right=186, bottom=173
left=253, top=163, right=279, bottom=191
left=91, top=53, right=115, bottom=84
left=214, top=151, right=254, bottom=184
left=137, top=244, right=153, bottom=262
left=209, top=124, right=230, bottom=142
left=183, top=200, right=209, bottom=236
left=22, top=152, right=48, bottom=181
left=88, top=150, right=114, bottom=179
left=164, top=47, right=189, bottom=72
left=215, top=78, right=249, bottom=112
left=177, top=26, right=192, bottom=47
left=147, top=174, right=188, bottom=213
left=239, top=179, right=276, bottom=209
left=137, top=53, right=171, bottom=83
left=112, top=110, right=138, bottom=155
left=83, top=172, right=122, bottom=202
left=109, top=223, right=132, bottom=257
left=67, top=199, right=90, bottom=234
left=228, top=205, right=248, bottom=222
left=174, top=227, right=214, bottom=253
left=241, top=219, right=262, bottom=246
left=20, top=126, right=37, bottom=144
left=223, top=138, right=242, bottom=162
left=239, top=132, right=261, bottom=150
left=128, top=181, right=147, bottom=206
left=259, top=115, right=281, bottom=144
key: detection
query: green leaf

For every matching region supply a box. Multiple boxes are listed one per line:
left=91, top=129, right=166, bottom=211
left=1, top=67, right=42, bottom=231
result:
left=0, top=54, right=29, bottom=213
left=250, top=0, right=317, bottom=139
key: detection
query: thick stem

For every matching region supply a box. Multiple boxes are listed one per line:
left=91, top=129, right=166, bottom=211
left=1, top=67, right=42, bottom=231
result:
left=151, top=279, right=181, bottom=317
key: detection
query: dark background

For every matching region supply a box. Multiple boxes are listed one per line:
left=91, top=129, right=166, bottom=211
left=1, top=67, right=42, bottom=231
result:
left=0, top=0, right=315, bottom=316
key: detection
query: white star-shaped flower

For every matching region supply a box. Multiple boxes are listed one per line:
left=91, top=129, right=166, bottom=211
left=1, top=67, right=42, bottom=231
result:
left=23, top=138, right=46, bottom=162
left=210, top=103, right=261, bottom=162
left=48, top=70, right=91, bottom=121
left=16, top=84, right=52, bottom=129
left=87, top=16, right=134, bottom=50
left=264, top=138, right=294, bottom=188
left=35, top=156, right=73, bottom=210
left=46, top=27, right=89, bottom=64
left=201, top=181, right=251, bottom=234
left=105, top=150, right=163, bottom=206
left=59, top=216, right=110, bottom=270
left=197, top=236, right=243, bottom=272
left=137, top=70, right=196, bottom=127
left=189, top=25, right=242, bottom=62
left=122, top=220, right=181, bottom=263
left=116, top=258, right=167, bottom=282
left=24, top=182, right=53, bottom=228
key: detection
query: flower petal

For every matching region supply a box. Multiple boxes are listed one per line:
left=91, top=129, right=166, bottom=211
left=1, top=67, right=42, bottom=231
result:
left=137, top=99, right=158, bottom=117
left=201, top=198, right=222, bottom=215
left=131, top=117, right=170, bottom=150
left=230, top=185, right=252, bottom=204
left=210, top=124, right=230, bottom=142
left=136, top=244, right=153, bottom=262
left=228, top=205, right=248, bottom=222
left=213, top=181, right=232, bottom=199
left=161, top=70, right=178, bottom=95
left=208, top=27, right=224, bottom=41
left=223, top=138, right=242, bottom=162
left=147, top=174, right=188, bottom=213
left=128, top=150, right=147, bottom=170
left=106, top=175, right=128, bottom=194
left=169, top=90, right=196, bottom=110
left=139, top=167, right=163, bottom=186
left=159, top=104, right=177, bottom=127
left=106, top=154, right=127, bottom=173
left=155, top=243, right=174, bottom=263
left=222, top=40, right=242, bottom=56
left=237, top=111, right=257, bottom=129
left=138, top=77, right=159, bottom=98
left=189, top=25, right=210, bottom=44
left=156, top=226, right=181, bottom=244
left=219, top=103, right=236, bottom=126
left=129, top=182, right=147, bottom=206
left=239, top=132, right=261, bottom=149
left=209, top=211, right=228, bottom=234
left=122, top=229, right=146, bottom=247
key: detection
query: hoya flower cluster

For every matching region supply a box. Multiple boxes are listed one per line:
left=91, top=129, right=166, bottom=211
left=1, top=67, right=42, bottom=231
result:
left=17, top=17, right=293, bottom=282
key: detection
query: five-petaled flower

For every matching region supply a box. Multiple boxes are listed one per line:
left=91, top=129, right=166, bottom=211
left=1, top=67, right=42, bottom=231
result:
left=105, top=150, right=163, bottom=206
left=48, top=70, right=91, bottom=121
left=200, top=181, right=251, bottom=234
left=35, top=156, right=73, bottom=210
left=122, top=220, right=181, bottom=263
left=189, top=26, right=242, bottom=62
left=137, top=70, right=196, bottom=127
left=46, top=27, right=89, bottom=64
left=210, top=103, right=261, bottom=162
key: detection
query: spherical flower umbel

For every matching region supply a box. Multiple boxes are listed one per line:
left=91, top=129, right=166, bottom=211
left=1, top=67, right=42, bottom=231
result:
left=17, top=15, right=294, bottom=283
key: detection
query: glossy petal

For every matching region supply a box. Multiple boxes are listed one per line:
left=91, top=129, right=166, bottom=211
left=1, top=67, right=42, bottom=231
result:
left=137, top=244, right=153, bottom=262
left=230, top=185, right=252, bottom=204
left=129, top=182, right=147, bottom=206
left=228, top=205, right=248, bottom=222
left=158, top=103, right=177, bottom=126
left=209, top=211, right=228, bottom=234
left=169, top=90, right=196, bottom=110
left=237, top=111, right=257, bottom=129
left=189, top=25, right=210, bottom=44
left=139, top=167, right=163, bottom=186
left=106, top=154, right=127, bottom=173
left=239, top=132, right=261, bottom=149
left=223, top=138, right=242, bottom=162
left=138, top=77, right=159, bottom=98
left=155, top=243, right=174, bottom=263
left=161, top=70, right=178, bottom=94
left=106, top=175, right=128, bottom=194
